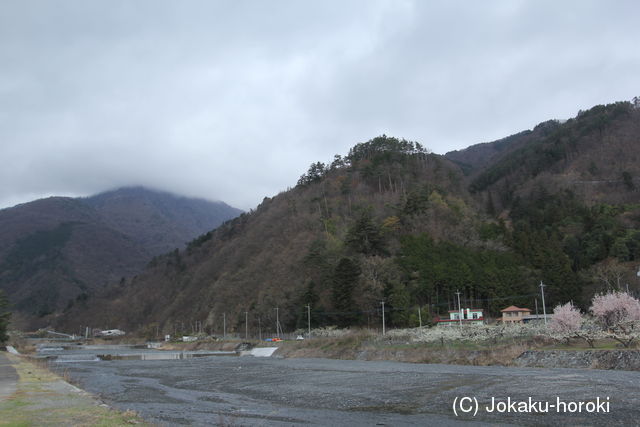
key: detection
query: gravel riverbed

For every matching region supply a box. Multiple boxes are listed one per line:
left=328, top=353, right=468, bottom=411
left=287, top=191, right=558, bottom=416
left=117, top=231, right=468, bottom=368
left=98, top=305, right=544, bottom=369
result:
left=48, top=351, right=640, bottom=426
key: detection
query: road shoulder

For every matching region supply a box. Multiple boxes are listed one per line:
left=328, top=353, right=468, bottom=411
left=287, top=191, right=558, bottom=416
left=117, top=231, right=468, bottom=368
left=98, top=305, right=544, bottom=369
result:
left=0, top=353, right=149, bottom=426
left=0, top=352, right=18, bottom=401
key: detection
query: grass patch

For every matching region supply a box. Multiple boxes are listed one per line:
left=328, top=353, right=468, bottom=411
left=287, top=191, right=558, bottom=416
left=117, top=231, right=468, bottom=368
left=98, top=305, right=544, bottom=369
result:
left=284, top=331, right=374, bottom=352
left=0, top=355, right=150, bottom=426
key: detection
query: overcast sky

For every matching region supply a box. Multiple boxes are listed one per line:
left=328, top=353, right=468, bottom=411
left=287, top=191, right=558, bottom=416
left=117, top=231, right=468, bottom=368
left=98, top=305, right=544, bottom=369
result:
left=2, top=1, right=639, bottom=210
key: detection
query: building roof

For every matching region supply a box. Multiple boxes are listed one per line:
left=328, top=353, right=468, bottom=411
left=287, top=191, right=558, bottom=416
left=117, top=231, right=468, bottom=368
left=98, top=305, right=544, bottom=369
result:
left=447, top=308, right=484, bottom=313
left=500, top=305, right=531, bottom=313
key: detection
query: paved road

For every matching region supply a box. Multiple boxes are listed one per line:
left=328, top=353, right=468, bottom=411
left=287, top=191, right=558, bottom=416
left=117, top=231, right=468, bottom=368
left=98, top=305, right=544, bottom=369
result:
left=0, top=352, right=18, bottom=400
left=50, top=355, right=640, bottom=426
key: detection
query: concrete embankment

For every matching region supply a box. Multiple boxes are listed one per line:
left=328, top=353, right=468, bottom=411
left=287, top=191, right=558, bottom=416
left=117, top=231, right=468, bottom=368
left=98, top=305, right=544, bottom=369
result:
left=277, top=340, right=640, bottom=371
left=515, top=349, right=640, bottom=370
left=274, top=341, right=528, bottom=366
left=159, top=338, right=640, bottom=371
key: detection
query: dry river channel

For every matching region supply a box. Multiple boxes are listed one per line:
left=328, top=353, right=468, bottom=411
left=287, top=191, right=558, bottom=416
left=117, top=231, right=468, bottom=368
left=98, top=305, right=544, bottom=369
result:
left=41, top=345, right=640, bottom=426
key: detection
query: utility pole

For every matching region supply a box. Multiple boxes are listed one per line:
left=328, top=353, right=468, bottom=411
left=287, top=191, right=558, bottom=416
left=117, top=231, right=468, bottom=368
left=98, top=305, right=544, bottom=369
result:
left=381, top=301, right=386, bottom=336
left=258, top=317, right=262, bottom=341
left=535, top=298, right=539, bottom=316
left=223, top=313, right=226, bottom=339
left=455, top=290, right=462, bottom=326
left=305, top=304, right=311, bottom=337
left=245, top=311, right=248, bottom=340
left=275, top=307, right=281, bottom=338
left=539, top=281, right=547, bottom=326
left=418, top=306, right=422, bottom=328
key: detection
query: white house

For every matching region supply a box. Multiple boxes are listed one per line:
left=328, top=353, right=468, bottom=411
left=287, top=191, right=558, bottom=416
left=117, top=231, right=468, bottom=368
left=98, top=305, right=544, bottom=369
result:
left=438, top=308, right=485, bottom=326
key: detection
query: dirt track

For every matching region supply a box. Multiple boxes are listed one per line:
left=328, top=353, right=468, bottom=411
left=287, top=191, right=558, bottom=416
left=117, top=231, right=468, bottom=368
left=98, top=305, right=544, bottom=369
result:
left=54, top=354, right=640, bottom=426
left=0, top=353, right=17, bottom=400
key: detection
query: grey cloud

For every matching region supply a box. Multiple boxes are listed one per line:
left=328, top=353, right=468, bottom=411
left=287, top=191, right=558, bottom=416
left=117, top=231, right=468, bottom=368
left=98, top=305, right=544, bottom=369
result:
left=2, top=0, right=639, bottom=210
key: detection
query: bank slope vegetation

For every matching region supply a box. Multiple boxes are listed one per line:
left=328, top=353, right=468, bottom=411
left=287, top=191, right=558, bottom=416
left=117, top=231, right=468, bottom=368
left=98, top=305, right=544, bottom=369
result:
left=58, top=100, right=640, bottom=337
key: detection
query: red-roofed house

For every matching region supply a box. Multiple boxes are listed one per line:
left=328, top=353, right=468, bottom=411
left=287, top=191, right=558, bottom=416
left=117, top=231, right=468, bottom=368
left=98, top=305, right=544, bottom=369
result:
left=501, top=306, right=531, bottom=323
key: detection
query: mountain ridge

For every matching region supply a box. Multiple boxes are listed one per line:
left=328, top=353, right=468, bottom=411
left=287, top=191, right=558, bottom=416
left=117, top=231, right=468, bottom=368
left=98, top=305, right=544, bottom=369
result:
left=55, top=99, right=640, bottom=337
left=0, top=187, right=242, bottom=328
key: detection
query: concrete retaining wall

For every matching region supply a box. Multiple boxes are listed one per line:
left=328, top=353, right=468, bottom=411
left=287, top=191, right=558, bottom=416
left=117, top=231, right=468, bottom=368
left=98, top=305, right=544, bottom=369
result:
left=515, top=350, right=640, bottom=371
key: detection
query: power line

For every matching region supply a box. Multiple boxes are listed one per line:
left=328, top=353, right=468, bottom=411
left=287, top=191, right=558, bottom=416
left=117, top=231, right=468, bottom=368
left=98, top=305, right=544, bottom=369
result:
left=207, top=291, right=547, bottom=336
left=306, top=292, right=540, bottom=318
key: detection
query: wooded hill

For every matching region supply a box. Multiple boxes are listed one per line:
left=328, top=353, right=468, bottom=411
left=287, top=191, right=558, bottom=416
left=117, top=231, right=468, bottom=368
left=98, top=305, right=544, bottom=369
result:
left=57, top=100, right=640, bottom=337
left=0, top=187, right=242, bottom=329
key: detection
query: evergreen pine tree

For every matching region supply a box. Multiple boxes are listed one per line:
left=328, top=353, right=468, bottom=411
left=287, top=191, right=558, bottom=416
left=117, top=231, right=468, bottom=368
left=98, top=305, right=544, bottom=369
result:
left=387, top=282, right=411, bottom=327
left=295, top=281, right=323, bottom=329
left=331, top=258, right=361, bottom=327
left=539, top=236, right=582, bottom=306
left=345, top=210, right=384, bottom=255
left=0, top=290, right=11, bottom=344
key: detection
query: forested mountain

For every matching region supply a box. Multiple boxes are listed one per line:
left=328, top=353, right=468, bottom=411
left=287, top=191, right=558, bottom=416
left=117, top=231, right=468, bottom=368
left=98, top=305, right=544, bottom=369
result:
left=444, top=121, right=559, bottom=177
left=460, top=100, right=640, bottom=308
left=0, top=187, right=242, bottom=328
left=83, top=187, right=243, bottom=255
left=57, top=100, right=640, bottom=337
left=467, top=102, right=640, bottom=204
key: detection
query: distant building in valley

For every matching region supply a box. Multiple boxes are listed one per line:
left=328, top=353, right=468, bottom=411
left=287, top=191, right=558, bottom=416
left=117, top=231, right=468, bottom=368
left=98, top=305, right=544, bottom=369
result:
left=500, top=306, right=531, bottom=323
left=438, top=308, right=484, bottom=326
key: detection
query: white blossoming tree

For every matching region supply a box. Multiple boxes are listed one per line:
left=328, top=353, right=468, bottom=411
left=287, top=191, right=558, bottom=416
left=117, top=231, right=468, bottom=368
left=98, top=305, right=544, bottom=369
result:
left=590, top=291, right=640, bottom=347
left=549, top=302, right=584, bottom=345
left=388, top=322, right=546, bottom=344
left=550, top=302, right=583, bottom=333
left=548, top=303, right=607, bottom=348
